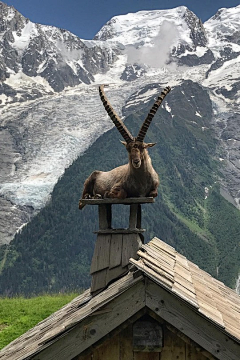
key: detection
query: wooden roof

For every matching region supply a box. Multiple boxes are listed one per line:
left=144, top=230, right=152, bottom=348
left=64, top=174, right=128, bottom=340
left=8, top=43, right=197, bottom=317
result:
left=1, top=237, right=240, bottom=360
left=130, top=237, right=240, bottom=342
left=0, top=274, right=143, bottom=360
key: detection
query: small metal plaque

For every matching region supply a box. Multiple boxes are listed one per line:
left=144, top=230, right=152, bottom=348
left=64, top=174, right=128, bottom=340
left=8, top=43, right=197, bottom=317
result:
left=133, top=319, right=163, bottom=352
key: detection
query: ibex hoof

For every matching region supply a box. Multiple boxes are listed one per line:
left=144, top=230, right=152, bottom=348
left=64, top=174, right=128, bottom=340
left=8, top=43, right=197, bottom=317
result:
left=149, top=190, right=158, bottom=198
left=94, top=194, right=102, bottom=199
left=79, top=200, right=84, bottom=210
left=83, top=193, right=92, bottom=199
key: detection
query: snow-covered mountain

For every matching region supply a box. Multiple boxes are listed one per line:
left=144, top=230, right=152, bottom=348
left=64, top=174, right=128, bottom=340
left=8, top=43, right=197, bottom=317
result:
left=1, top=2, right=240, bottom=244
left=0, top=1, right=119, bottom=101
left=94, top=7, right=213, bottom=67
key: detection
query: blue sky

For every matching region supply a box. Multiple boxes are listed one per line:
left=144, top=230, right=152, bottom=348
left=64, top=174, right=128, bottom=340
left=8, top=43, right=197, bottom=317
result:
left=2, top=0, right=240, bottom=39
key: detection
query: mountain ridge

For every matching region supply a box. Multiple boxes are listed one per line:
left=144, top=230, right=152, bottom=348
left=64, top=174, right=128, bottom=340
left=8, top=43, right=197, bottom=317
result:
left=0, top=2, right=239, bottom=296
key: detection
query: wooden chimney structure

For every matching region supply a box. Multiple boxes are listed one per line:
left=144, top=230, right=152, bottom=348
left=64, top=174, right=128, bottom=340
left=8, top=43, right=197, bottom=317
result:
left=80, top=197, right=154, bottom=294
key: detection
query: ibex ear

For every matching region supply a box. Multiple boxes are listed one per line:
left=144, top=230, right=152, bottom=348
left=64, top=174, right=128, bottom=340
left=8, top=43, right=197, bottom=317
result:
left=120, top=140, right=127, bottom=147
left=145, top=142, right=156, bottom=148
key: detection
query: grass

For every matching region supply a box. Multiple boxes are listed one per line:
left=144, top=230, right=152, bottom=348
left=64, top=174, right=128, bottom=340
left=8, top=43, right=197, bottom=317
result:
left=0, top=292, right=78, bottom=350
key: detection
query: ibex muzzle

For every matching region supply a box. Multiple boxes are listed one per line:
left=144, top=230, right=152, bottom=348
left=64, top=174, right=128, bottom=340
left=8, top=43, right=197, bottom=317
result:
left=79, top=85, right=171, bottom=209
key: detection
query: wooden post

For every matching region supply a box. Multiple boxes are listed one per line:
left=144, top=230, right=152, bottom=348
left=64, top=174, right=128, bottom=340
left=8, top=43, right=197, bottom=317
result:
left=137, top=204, right=141, bottom=229
left=98, top=204, right=112, bottom=230
left=129, top=204, right=139, bottom=229
left=80, top=198, right=154, bottom=295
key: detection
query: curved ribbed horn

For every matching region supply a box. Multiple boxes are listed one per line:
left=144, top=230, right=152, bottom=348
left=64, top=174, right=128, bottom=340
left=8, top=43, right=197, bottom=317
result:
left=136, top=86, right=171, bottom=142
left=99, top=85, right=134, bottom=144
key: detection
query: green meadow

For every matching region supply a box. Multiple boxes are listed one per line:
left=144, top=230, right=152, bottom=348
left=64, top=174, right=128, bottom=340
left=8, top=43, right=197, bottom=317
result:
left=0, top=293, right=78, bottom=350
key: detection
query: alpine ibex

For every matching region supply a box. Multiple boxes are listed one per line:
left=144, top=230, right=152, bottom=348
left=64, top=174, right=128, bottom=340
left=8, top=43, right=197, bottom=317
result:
left=79, top=85, right=170, bottom=209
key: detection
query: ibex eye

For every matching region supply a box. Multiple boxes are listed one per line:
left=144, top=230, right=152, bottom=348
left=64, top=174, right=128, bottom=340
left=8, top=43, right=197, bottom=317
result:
left=134, top=144, right=138, bottom=148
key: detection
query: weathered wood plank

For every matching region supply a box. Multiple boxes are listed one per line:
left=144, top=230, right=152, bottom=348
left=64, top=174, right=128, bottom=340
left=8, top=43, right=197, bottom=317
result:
left=130, top=258, right=174, bottom=290
left=76, top=330, right=119, bottom=360
left=146, top=279, right=240, bottom=360
left=137, top=204, right=142, bottom=229
left=98, top=204, right=112, bottom=230
left=90, top=234, right=111, bottom=274
left=186, top=344, right=215, bottom=360
left=171, top=334, right=186, bottom=360
left=174, top=263, right=193, bottom=283
left=94, top=333, right=119, bottom=359
left=167, top=324, right=217, bottom=360
left=95, top=229, right=145, bottom=234
left=134, top=352, right=160, bottom=359
left=136, top=250, right=174, bottom=280
left=160, top=327, right=173, bottom=360
left=91, top=268, right=107, bottom=293
left=141, top=245, right=175, bottom=269
left=106, top=265, right=128, bottom=286
left=149, top=237, right=176, bottom=257
left=32, top=280, right=146, bottom=360
left=80, top=197, right=154, bottom=205
left=77, top=311, right=147, bottom=360
left=119, top=324, right=133, bottom=360
left=129, top=204, right=139, bottom=229
left=122, top=234, right=142, bottom=268
left=109, top=234, right=123, bottom=269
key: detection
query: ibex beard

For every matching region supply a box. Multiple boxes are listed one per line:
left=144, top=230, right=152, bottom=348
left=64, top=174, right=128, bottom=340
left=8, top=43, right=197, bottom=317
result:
left=79, top=85, right=170, bottom=209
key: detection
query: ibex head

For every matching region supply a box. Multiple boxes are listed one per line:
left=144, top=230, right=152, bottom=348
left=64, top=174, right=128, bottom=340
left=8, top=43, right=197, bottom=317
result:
left=99, top=85, right=171, bottom=169
left=120, top=141, right=155, bottom=168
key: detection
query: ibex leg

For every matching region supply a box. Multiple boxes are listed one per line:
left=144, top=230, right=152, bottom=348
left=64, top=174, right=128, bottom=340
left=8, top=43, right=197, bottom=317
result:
left=106, top=185, right=127, bottom=199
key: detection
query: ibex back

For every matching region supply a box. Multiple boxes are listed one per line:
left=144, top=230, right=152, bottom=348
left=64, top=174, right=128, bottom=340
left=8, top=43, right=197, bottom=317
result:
left=79, top=85, right=170, bottom=209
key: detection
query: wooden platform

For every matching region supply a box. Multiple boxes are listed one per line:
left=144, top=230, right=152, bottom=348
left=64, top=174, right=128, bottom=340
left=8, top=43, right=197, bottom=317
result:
left=80, top=197, right=155, bottom=206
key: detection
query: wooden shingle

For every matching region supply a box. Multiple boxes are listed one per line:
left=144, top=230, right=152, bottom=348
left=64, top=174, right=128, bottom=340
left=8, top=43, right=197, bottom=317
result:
left=131, top=237, right=240, bottom=341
